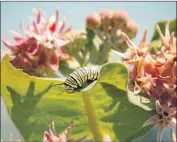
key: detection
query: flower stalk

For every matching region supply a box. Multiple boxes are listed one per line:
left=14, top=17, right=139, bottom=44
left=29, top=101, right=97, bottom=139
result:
left=82, top=92, right=103, bottom=142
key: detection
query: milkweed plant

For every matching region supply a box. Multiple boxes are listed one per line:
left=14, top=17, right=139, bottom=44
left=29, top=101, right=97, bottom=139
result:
left=1, top=8, right=176, bottom=142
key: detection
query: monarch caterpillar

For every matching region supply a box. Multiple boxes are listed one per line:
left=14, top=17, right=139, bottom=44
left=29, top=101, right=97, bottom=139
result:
left=51, top=66, right=101, bottom=94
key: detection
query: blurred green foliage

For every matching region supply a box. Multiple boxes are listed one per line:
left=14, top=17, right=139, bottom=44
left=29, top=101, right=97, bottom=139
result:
left=150, top=19, right=176, bottom=54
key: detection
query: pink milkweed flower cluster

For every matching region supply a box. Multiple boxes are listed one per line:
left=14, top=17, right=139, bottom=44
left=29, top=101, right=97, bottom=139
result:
left=86, top=9, right=138, bottom=52
left=121, top=22, right=176, bottom=142
left=43, top=121, right=87, bottom=142
left=43, top=121, right=73, bottom=142
left=2, top=9, right=71, bottom=76
left=1, top=121, right=111, bottom=142
left=143, top=100, right=176, bottom=142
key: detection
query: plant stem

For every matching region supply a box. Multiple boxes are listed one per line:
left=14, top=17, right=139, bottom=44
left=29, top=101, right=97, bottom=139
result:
left=82, top=92, right=103, bottom=142
left=96, top=41, right=110, bottom=65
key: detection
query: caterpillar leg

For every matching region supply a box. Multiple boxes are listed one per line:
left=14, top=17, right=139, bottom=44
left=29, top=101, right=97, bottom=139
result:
left=65, top=86, right=75, bottom=94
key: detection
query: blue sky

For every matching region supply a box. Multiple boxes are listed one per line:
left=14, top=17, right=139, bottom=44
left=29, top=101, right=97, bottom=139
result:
left=1, top=2, right=176, bottom=54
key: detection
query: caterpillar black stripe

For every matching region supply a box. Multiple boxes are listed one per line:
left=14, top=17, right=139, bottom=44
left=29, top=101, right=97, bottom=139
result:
left=51, top=66, right=101, bottom=94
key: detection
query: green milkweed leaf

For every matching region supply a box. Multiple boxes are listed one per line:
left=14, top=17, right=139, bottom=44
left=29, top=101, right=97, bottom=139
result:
left=1, top=55, right=155, bottom=141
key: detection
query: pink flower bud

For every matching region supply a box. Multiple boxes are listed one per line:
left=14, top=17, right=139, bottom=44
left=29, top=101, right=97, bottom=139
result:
left=126, top=20, right=138, bottom=33
left=100, top=9, right=113, bottom=21
left=112, top=10, right=129, bottom=28
left=125, top=20, right=138, bottom=38
left=99, top=9, right=114, bottom=32
left=86, top=13, right=101, bottom=29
